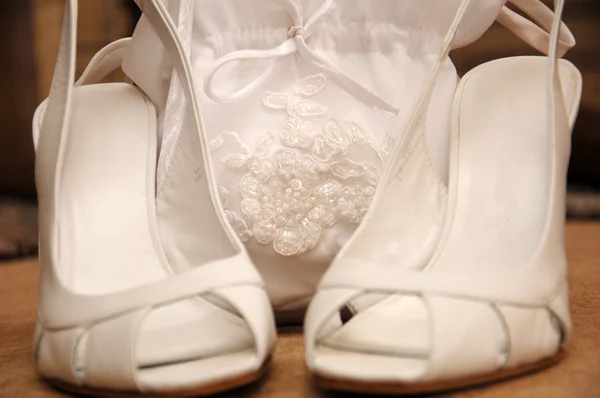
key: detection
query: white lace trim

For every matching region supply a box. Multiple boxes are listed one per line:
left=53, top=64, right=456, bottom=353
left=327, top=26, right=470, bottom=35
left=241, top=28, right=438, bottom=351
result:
left=211, top=74, right=390, bottom=256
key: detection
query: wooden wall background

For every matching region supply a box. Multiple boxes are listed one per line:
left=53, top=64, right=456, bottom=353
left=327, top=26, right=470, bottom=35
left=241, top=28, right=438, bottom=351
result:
left=0, top=0, right=598, bottom=198
left=0, top=1, right=38, bottom=197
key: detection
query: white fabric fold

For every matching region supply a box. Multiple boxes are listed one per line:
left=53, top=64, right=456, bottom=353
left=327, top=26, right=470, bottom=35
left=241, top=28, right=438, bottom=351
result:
left=203, top=0, right=399, bottom=115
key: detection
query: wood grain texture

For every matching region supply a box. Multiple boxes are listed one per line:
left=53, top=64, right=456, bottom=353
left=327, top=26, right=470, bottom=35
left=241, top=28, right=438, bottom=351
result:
left=0, top=222, right=599, bottom=398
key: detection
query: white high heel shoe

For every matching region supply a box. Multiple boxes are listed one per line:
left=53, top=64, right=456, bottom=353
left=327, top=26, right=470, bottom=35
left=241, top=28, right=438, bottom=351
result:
left=305, top=0, right=582, bottom=394
left=32, top=0, right=275, bottom=395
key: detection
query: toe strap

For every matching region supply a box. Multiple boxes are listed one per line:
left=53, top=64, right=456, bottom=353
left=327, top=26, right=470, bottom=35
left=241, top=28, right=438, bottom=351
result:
left=37, top=309, right=150, bottom=390
left=424, top=296, right=507, bottom=380
left=422, top=296, right=562, bottom=381
left=79, top=310, right=150, bottom=389
left=36, top=253, right=275, bottom=390
left=321, top=259, right=566, bottom=307
left=39, top=253, right=262, bottom=329
left=212, top=285, right=277, bottom=363
left=38, top=289, right=277, bottom=391
left=307, top=259, right=570, bottom=382
left=304, top=291, right=509, bottom=381
left=305, top=288, right=364, bottom=367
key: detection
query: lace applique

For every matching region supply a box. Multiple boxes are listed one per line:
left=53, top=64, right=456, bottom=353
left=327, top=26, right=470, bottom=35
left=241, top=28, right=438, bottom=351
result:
left=212, top=74, right=391, bottom=256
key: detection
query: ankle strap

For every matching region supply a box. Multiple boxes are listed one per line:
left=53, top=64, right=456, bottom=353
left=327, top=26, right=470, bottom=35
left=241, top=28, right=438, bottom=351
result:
left=498, top=0, right=575, bottom=56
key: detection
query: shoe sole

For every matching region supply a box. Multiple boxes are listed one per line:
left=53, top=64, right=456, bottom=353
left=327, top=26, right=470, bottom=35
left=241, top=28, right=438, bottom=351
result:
left=314, top=350, right=564, bottom=395
left=44, top=357, right=270, bottom=397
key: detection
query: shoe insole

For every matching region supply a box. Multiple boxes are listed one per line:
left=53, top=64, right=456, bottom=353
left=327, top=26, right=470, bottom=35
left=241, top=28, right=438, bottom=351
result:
left=57, top=83, right=165, bottom=294
left=433, top=56, right=581, bottom=274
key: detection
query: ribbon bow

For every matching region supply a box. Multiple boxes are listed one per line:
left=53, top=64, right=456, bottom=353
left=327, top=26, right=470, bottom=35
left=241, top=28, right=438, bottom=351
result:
left=203, top=0, right=398, bottom=115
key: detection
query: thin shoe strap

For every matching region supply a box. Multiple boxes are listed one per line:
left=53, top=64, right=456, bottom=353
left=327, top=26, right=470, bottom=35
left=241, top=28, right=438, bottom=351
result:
left=36, top=0, right=77, bottom=280
left=385, top=0, right=475, bottom=179
left=497, top=0, right=575, bottom=57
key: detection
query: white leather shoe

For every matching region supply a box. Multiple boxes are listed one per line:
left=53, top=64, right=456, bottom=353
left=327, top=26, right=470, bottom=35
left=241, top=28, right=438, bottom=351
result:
left=305, top=0, right=582, bottom=394
left=32, top=0, right=275, bottom=395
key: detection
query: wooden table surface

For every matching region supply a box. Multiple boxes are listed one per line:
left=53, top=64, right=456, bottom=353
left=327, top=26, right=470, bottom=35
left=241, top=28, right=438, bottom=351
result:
left=1, top=222, right=599, bottom=398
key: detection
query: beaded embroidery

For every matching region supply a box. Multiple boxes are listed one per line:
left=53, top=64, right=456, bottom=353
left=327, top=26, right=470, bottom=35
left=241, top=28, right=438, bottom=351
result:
left=211, top=74, right=391, bottom=256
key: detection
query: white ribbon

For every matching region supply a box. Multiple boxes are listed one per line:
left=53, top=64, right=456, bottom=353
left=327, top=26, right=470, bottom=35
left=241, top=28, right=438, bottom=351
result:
left=203, top=0, right=399, bottom=115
